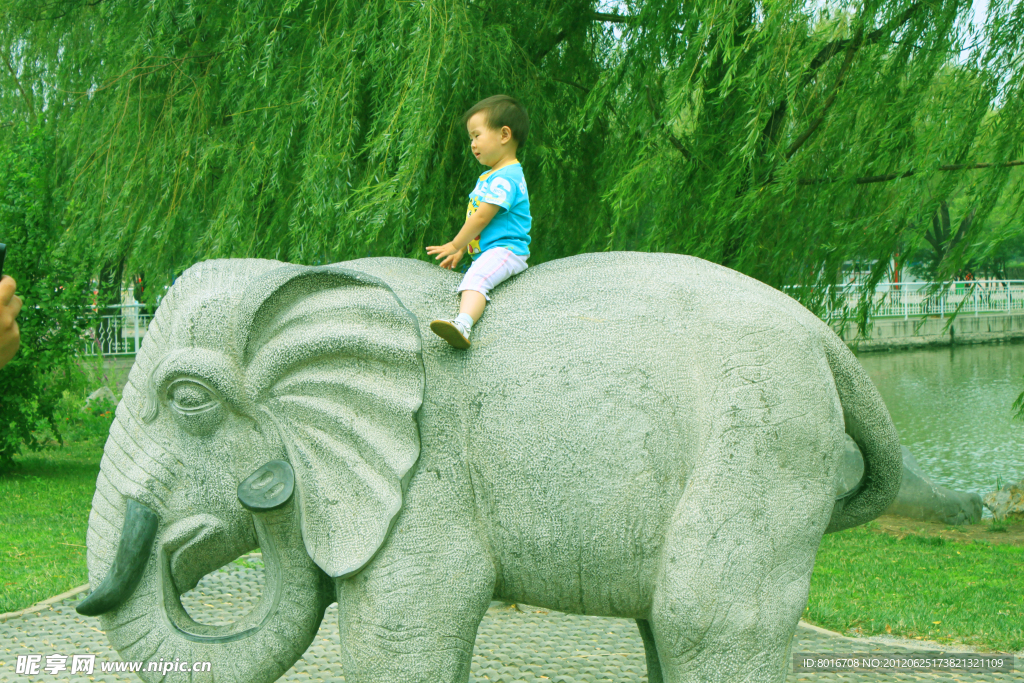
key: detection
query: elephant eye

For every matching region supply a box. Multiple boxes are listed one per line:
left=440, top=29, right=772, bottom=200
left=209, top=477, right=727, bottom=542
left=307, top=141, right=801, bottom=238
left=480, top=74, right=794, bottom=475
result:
left=168, top=379, right=219, bottom=414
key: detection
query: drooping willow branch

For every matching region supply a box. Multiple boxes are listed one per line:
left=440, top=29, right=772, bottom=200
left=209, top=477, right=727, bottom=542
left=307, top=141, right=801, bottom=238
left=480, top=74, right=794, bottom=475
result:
left=2, top=50, right=36, bottom=125
left=797, top=160, right=1024, bottom=186
left=20, top=0, right=102, bottom=22
left=800, top=3, right=925, bottom=89
left=591, top=11, right=639, bottom=25
left=760, top=2, right=925, bottom=148
left=785, top=23, right=863, bottom=160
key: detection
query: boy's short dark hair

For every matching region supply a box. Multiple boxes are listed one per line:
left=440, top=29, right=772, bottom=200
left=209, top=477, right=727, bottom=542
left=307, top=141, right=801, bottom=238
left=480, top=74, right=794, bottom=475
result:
left=462, top=95, right=529, bottom=149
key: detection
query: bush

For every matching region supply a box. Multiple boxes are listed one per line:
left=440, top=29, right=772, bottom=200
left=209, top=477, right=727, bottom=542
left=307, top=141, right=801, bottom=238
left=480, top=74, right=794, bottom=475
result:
left=0, top=125, right=90, bottom=470
left=23, top=387, right=118, bottom=451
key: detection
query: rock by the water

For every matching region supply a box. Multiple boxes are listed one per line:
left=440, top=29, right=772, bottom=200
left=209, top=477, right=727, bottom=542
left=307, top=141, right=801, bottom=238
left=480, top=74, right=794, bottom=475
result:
left=838, top=435, right=983, bottom=525
left=982, top=479, right=1024, bottom=520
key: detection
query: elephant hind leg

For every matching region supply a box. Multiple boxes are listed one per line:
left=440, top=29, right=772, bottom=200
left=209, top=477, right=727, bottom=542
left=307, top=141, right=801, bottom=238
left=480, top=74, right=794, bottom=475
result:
left=636, top=618, right=664, bottom=683
left=648, top=462, right=834, bottom=681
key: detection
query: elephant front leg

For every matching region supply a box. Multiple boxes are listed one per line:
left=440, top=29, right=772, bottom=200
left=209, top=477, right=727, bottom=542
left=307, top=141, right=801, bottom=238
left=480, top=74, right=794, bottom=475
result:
left=335, top=522, right=495, bottom=683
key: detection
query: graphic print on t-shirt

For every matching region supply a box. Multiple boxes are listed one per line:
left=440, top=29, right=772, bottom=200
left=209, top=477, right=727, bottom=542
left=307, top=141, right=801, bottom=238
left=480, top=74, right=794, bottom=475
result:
left=465, top=169, right=496, bottom=255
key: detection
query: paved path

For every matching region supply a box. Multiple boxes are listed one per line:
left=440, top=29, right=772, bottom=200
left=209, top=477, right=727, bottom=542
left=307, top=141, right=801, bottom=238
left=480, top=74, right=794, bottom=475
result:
left=1, top=557, right=1018, bottom=682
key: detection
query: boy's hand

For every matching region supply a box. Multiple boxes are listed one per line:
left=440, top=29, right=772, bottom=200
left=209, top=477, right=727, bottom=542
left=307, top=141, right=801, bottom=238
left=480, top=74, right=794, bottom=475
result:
left=428, top=204, right=497, bottom=270
left=426, top=242, right=465, bottom=270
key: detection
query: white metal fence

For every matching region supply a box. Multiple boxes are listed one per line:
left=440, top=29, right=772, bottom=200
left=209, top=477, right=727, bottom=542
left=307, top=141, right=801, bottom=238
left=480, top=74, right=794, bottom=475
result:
left=822, top=280, right=1024, bottom=320
left=81, top=304, right=152, bottom=357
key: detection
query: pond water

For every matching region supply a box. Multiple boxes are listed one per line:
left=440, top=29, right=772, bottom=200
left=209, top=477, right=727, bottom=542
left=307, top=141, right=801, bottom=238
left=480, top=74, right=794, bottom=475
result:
left=857, top=341, right=1024, bottom=498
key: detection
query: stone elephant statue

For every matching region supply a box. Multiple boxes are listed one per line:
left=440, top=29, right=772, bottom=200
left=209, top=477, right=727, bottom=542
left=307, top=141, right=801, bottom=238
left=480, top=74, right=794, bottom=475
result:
left=77, top=252, right=902, bottom=683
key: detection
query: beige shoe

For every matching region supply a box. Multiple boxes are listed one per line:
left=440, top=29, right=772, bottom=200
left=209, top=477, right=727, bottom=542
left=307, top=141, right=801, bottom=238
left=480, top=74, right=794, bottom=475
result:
left=430, top=319, right=471, bottom=349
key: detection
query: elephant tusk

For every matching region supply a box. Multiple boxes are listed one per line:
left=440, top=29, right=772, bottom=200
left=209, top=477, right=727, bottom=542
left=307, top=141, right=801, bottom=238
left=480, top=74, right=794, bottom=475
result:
left=76, top=499, right=159, bottom=617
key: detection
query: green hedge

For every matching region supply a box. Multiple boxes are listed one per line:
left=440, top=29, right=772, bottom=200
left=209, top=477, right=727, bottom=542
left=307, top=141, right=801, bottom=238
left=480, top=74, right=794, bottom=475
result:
left=0, top=125, right=90, bottom=469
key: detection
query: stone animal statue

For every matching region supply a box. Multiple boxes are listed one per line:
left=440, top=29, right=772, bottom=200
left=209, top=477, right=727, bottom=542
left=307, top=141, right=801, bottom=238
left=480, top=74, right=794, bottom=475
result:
left=77, top=253, right=902, bottom=683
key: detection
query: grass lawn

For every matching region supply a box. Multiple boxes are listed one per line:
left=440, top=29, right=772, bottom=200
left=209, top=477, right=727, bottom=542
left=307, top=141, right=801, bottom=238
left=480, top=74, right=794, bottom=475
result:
left=0, top=436, right=103, bottom=615
left=805, top=520, right=1024, bottom=653
left=3, top=431, right=1021, bottom=654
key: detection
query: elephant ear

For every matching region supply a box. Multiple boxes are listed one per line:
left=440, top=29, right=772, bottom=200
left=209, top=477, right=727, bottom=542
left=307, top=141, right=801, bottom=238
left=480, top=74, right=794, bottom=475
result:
left=236, top=265, right=424, bottom=579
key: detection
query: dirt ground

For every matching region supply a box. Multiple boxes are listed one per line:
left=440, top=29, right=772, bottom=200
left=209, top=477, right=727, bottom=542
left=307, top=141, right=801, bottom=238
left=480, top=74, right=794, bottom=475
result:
left=869, top=514, right=1024, bottom=547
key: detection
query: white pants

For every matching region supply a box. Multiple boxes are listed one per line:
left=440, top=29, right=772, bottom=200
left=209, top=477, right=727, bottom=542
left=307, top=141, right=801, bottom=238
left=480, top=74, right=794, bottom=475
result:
left=457, top=247, right=528, bottom=301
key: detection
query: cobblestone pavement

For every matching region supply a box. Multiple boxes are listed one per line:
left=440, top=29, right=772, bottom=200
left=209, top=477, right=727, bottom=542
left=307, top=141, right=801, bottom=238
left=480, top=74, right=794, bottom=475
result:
left=1, top=557, right=1018, bottom=682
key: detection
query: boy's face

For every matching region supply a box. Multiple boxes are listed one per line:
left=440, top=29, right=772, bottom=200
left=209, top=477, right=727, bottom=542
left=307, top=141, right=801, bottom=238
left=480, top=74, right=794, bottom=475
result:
left=467, top=111, right=514, bottom=168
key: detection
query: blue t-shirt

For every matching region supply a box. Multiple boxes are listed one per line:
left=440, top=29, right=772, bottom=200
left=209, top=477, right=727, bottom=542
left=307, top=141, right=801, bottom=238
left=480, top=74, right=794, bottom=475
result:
left=466, top=161, right=531, bottom=259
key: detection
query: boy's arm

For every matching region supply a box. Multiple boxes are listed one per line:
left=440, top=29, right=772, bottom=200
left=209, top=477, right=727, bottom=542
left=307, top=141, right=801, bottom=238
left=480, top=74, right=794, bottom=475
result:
left=450, top=202, right=500, bottom=251
left=426, top=202, right=501, bottom=267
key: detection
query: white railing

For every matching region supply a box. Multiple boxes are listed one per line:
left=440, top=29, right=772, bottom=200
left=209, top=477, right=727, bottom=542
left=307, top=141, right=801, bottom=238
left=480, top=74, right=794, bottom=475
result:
left=821, top=280, right=1024, bottom=321
left=81, top=304, right=152, bottom=357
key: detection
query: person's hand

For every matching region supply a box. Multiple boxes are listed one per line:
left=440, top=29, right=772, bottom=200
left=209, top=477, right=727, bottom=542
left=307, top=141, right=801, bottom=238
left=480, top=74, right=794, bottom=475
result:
left=439, top=246, right=466, bottom=270
left=0, top=275, right=23, bottom=369
left=426, top=242, right=465, bottom=270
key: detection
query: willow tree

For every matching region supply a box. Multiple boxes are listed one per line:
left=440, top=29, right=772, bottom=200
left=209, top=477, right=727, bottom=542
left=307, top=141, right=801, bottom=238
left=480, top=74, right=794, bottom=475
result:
left=2, top=0, right=1023, bottom=294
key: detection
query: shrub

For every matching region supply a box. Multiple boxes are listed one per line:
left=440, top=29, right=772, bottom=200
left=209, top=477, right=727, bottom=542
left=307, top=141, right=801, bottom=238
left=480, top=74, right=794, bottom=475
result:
left=0, top=125, right=90, bottom=470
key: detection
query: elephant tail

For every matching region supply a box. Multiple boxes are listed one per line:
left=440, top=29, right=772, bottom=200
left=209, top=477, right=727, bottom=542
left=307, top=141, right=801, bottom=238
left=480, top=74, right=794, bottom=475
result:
left=822, top=331, right=903, bottom=533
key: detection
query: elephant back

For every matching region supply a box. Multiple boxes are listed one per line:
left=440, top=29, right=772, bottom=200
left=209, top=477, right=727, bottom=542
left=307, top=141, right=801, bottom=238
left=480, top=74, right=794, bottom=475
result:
left=342, top=252, right=829, bottom=364
left=343, top=251, right=841, bottom=476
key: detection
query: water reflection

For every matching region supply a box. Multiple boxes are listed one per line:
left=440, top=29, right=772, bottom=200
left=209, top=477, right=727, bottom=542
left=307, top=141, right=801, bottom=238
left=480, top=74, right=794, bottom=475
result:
left=857, top=340, right=1024, bottom=496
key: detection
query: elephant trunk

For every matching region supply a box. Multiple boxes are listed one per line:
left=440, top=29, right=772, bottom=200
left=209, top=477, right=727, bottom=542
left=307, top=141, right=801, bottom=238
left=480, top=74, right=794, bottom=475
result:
left=81, top=461, right=333, bottom=683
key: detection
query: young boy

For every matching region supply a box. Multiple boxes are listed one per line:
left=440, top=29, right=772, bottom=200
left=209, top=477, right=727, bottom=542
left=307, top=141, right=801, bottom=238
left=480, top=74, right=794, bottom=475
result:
left=426, top=95, right=531, bottom=349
